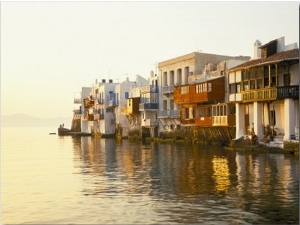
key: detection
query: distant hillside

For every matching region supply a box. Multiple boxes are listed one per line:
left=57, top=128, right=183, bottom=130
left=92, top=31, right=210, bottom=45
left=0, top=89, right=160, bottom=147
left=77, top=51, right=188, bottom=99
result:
left=1, top=114, right=71, bottom=128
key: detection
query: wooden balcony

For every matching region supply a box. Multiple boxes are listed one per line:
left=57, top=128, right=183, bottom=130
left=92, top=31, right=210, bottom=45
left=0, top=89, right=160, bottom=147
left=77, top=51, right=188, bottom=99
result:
left=181, top=118, right=195, bottom=125
left=174, top=93, right=190, bottom=104
left=195, top=117, right=212, bottom=126
left=212, top=115, right=235, bottom=126
left=242, top=87, right=277, bottom=102
left=174, top=78, right=225, bottom=104
left=84, top=99, right=95, bottom=108
left=277, top=86, right=299, bottom=99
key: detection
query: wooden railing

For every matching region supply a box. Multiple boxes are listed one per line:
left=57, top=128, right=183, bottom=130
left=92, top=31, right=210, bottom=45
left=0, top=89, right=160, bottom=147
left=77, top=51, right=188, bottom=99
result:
left=242, top=87, right=277, bottom=102
left=212, top=115, right=235, bottom=126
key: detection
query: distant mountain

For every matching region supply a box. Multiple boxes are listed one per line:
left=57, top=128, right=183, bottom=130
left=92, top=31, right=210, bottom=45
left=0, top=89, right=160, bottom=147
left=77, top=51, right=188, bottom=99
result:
left=1, top=114, right=71, bottom=128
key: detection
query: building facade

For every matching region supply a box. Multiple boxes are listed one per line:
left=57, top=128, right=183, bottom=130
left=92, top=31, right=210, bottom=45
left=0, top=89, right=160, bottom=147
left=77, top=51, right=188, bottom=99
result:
left=157, top=52, right=250, bottom=135
left=228, top=36, right=299, bottom=144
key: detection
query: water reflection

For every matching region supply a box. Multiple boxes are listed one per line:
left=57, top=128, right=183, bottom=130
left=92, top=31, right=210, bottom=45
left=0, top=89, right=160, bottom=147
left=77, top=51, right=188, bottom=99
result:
left=71, top=137, right=298, bottom=224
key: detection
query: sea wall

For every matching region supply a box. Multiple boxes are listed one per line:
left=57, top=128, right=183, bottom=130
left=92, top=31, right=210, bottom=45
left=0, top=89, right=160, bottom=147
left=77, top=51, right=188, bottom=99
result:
left=153, top=126, right=235, bottom=145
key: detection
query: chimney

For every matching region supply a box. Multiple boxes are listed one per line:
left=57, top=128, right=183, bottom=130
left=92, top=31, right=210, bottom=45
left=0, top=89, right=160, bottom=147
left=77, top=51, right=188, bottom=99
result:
left=150, top=70, right=154, bottom=77
left=253, top=40, right=262, bottom=59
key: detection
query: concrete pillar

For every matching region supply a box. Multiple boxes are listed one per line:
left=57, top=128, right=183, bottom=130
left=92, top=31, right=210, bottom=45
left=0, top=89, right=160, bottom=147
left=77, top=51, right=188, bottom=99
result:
left=150, top=127, right=155, bottom=138
left=235, top=102, right=245, bottom=139
left=253, top=101, right=263, bottom=140
left=284, top=98, right=295, bottom=140
left=81, top=120, right=89, bottom=133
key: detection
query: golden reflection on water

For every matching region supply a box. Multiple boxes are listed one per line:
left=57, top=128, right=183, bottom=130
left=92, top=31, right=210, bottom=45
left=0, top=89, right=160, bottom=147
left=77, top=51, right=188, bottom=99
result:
left=212, top=156, right=230, bottom=194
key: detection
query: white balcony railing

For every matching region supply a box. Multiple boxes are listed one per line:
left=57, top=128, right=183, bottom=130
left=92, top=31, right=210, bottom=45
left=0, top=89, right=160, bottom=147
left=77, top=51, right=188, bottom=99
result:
left=141, top=119, right=158, bottom=127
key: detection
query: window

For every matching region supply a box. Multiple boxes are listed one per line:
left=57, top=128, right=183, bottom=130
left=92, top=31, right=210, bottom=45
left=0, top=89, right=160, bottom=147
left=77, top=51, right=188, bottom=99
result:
left=125, top=92, right=129, bottom=99
left=230, top=84, right=236, bottom=94
left=270, top=110, right=276, bottom=126
left=163, top=72, right=168, bottom=86
left=177, top=69, right=182, bottom=85
left=170, top=99, right=174, bottom=110
left=284, top=74, right=290, bottom=86
left=196, top=83, right=208, bottom=93
left=257, top=79, right=262, bottom=89
left=208, top=83, right=212, bottom=92
left=163, top=100, right=167, bottom=110
left=189, top=107, right=193, bottom=119
left=250, top=80, right=255, bottom=90
left=181, top=86, right=189, bottom=94
left=170, top=71, right=174, bottom=85
left=243, top=81, right=249, bottom=91
left=185, top=108, right=189, bottom=119
left=236, top=84, right=241, bottom=93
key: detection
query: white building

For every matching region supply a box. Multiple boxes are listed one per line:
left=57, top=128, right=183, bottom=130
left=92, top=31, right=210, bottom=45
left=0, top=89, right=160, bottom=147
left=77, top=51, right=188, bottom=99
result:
left=228, top=36, right=299, bottom=145
left=139, top=71, right=159, bottom=137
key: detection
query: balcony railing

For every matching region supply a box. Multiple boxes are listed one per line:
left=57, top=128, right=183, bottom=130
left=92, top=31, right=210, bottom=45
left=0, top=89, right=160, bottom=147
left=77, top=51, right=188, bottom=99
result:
left=277, top=85, right=299, bottom=99
left=141, top=119, right=158, bottom=127
left=109, top=98, right=118, bottom=107
left=74, top=98, right=81, bottom=104
left=212, top=115, right=235, bottom=126
left=242, top=87, right=277, bottom=102
left=139, top=103, right=158, bottom=111
left=195, top=117, right=212, bottom=126
left=73, top=109, right=81, bottom=115
left=157, top=110, right=180, bottom=118
left=140, top=85, right=158, bottom=93
left=162, top=85, right=174, bottom=94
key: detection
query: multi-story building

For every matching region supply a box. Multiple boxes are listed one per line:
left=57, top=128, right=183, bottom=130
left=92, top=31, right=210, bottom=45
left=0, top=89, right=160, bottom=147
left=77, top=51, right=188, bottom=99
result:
left=228, top=36, right=299, bottom=144
left=81, top=79, right=117, bottom=136
left=157, top=52, right=250, bottom=135
left=73, top=87, right=92, bottom=132
left=124, top=75, right=148, bottom=136
left=139, top=71, right=159, bottom=137
left=109, top=77, right=140, bottom=138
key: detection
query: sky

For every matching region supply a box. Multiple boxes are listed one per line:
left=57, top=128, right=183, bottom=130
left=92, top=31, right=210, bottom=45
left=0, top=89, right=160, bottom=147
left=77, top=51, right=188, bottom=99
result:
left=1, top=1, right=299, bottom=118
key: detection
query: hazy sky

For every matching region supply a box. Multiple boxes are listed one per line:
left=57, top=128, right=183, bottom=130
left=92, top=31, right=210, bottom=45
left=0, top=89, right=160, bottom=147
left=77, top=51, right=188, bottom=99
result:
left=1, top=1, right=299, bottom=118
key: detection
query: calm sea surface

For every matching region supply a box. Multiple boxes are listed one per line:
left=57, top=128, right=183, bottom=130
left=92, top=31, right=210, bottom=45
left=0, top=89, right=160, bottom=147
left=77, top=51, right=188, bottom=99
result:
left=1, top=127, right=299, bottom=224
